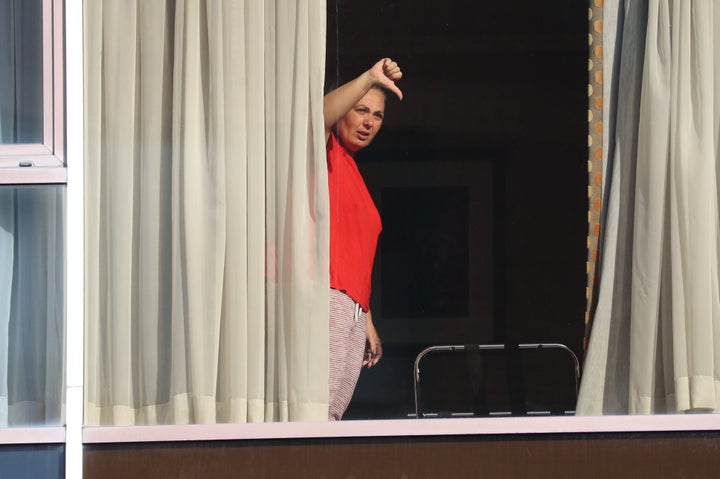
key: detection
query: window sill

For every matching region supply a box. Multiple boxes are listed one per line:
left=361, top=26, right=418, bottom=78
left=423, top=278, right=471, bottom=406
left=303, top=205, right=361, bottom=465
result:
left=0, top=427, right=65, bottom=445
left=82, top=414, right=720, bottom=444
left=0, top=166, right=67, bottom=184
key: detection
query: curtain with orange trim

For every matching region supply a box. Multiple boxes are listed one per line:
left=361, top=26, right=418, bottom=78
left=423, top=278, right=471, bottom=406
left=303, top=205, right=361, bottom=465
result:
left=580, top=0, right=720, bottom=414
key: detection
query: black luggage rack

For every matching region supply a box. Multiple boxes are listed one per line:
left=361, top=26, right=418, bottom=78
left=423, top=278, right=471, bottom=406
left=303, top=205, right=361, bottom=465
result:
left=412, top=343, right=581, bottom=418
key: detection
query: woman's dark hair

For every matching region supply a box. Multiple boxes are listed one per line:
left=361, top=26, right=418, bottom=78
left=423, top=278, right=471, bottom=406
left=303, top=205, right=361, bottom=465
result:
left=371, top=85, right=388, bottom=99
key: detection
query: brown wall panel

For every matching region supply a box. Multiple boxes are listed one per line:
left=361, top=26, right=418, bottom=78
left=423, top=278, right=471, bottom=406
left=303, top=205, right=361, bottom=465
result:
left=84, top=432, right=720, bottom=479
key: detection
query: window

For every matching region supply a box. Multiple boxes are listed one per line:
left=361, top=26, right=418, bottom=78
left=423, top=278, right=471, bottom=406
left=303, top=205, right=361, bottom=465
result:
left=0, top=0, right=67, bottom=472
left=0, top=183, right=65, bottom=427
left=79, top=0, right=720, bottom=463
left=0, top=0, right=66, bottom=437
left=327, top=0, right=587, bottom=420
left=0, top=0, right=43, bottom=144
left=82, top=0, right=587, bottom=426
left=0, top=0, right=65, bottom=184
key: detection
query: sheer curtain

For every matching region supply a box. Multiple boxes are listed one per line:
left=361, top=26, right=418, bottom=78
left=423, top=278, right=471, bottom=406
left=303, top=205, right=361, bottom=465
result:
left=578, top=0, right=720, bottom=414
left=84, top=0, right=329, bottom=425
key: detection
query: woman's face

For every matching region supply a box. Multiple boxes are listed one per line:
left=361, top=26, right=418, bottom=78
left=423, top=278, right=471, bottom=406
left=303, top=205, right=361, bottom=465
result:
left=337, top=89, right=386, bottom=155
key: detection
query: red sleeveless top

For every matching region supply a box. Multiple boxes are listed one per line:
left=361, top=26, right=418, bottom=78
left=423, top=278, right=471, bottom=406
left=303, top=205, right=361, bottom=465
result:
left=327, top=133, right=382, bottom=311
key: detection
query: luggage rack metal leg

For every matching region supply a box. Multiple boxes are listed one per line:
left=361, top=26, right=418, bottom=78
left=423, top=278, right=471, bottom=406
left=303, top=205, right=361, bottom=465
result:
left=412, top=343, right=581, bottom=419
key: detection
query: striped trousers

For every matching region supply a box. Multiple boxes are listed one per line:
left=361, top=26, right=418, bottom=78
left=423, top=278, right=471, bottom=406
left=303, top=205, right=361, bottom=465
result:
left=328, top=288, right=367, bottom=421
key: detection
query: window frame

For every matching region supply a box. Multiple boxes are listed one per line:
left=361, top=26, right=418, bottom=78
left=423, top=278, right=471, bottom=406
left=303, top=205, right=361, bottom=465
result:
left=58, top=0, right=719, bottom=470
left=0, top=0, right=68, bottom=466
left=0, top=0, right=68, bottom=445
left=0, top=0, right=65, bottom=185
left=0, top=1, right=69, bottom=476
left=78, top=0, right=720, bottom=447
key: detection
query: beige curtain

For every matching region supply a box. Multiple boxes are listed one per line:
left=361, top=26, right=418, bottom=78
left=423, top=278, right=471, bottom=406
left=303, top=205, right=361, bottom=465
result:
left=84, top=0, right=329, bottom=425
left=579, top=0, right=720, bottom=414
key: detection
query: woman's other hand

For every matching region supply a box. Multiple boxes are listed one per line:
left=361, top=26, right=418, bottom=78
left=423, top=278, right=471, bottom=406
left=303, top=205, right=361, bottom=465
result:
left=363, top=310, right=383, bottom=368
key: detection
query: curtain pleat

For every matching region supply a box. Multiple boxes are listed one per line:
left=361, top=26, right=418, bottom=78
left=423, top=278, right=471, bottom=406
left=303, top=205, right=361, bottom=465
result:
left=84, top=0, right=328, bottom=425
left=579, top=0, right=720, bottom=414
left=578, top=0, right=649, bottom=415
left=264, top=0, right=329, bottom=421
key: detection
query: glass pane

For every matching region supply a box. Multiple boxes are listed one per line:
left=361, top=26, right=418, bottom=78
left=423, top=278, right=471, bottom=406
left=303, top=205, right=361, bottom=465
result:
left=0, top=185, right=65, bottom=426
left=0, top=0, right=44, bottom=144
left=0, top=444, right=64, bottom=478
left=327, top=0, right=588, bottom=420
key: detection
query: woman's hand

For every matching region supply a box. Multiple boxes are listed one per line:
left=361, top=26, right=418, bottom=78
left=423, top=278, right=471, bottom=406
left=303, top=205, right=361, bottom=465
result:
left=363, top=310, right=383, bottom=368
left=369, top=58, right=403, bottom=100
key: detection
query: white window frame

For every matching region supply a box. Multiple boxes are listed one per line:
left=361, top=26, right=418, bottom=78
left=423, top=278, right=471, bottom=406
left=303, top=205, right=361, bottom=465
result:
left=0, top=0, right=69, bottom=475
left=0, top=0, right=65, bottom=184
left=65, top=1, right=83, bottom=478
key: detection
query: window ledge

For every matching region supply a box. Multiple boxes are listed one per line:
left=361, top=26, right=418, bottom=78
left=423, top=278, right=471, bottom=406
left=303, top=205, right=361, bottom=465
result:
left=0, top=166, right=67, bottom=184
left=83, top=414, right=720, bottom=444
left=0, top=427, right=65, bottom=445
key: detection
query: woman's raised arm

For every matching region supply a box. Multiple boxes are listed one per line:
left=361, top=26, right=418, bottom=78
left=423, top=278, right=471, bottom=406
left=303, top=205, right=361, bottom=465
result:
left=324, top=58, right=403, bottom=142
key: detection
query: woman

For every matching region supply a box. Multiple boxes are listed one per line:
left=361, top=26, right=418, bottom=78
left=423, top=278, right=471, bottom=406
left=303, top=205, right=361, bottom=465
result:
left=323, top=58, right=403, bottom=420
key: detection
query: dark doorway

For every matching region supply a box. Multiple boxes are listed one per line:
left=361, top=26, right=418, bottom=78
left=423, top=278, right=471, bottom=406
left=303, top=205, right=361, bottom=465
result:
left=326, top=0, right=587, bottom=419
